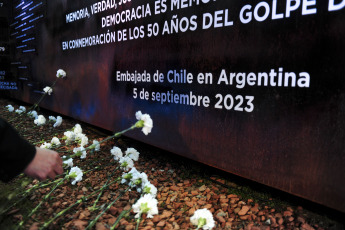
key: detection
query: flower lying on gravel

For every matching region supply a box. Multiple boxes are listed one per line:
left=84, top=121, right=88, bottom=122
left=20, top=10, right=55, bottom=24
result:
left=51, top=137, right=61, bottom=146
left=121, top=167, right=138, bottom=184
left=73, top=124, right=83, bottom=134
left=76, top=133, right=88, bottom=147
left=111, top=146, right=123, bottom=160
left=63, top=158, right=73, bottom=168
left=15, top=108, right=24, bottom=114
left=53, top=116, right=63, bottom=128
left=56, top=69, right=66, bottom=78
left=34, top=115, right=46, bottom=126
left=142, top=182, right=157, bottom=198
left=132, top=194, right=158, bottom=218
left=190, top=208, right=215, bottom=230
left=19, top=106, right=26, bottom=112
left=119, top=156, right=134, bottom=171
left=69, top=166, right=83, bottom=185
left=40, top=142, right=52, bottom=149
left=73, top=147, right=87, bottom=159
left=43, top=86, right=53, bottom=95
left=125, top=147, right=140, bottom=161
left=6, top=105, right=14, bottom=112
left=28, top=111, right=38, bottom=119
left=121, top=168, right=135, bottom=184
left=135, top=111, right=153, bottom=135
left=91, top=140, right=100, bottom=151
left=49, top=116, right=56, bottom=122
left=132, top=171, right=149, bottom=193
left=64, top=131, right=75, bottom=143
left=122, top=168, right=150, bottom=192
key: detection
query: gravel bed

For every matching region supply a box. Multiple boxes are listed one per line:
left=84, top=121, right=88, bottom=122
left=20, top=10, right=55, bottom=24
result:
left=0, top=97, right=343, bottom=230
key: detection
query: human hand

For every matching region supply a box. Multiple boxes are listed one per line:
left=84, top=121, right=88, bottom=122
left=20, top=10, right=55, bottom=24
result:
left=24, top=147, right=63, bottom=181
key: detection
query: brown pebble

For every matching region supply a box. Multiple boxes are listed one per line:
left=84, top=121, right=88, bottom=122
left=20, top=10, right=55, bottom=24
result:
left=283, top=210, right=293, bottom=217
left=188, top=208, right=196, bottom=216
left=29, top=223, right=39, bottom=230
left=215, top=215, right=226, bottom=223
left=239, top=215, right=249, bottom=220
left=108, top=206, right=118, bottom=216
left=238, top=206, right=250, bottom=216
left=191, top=191, right=198, bottom=196
left=157, top=220, right=166, bottom=227
left=125, top=224, right=135, bottom=230
left=95, top=223, right=107, bottom=230
left=220, top=198, right=229, bottom=203
left=152, top=215, right=161, bottom=223
left=278, top=218, right=284, bottom=225
left=297, top=216, right=306, bottom=224
left=199, top=185, right=207, bottom=192
left=301, top=223, right=315, bottom=230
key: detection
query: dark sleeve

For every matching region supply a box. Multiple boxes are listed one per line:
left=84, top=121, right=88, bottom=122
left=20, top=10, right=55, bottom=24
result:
left=0, top=118, right=36, bottom=182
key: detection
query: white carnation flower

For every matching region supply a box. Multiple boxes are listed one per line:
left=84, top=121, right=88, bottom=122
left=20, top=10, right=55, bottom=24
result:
left=49, top=116, right=56, bottom=122
left=119, top=156, right=134, bottom=171
left=40, top=142, right=52, bottom=149
left=73, top=124, right=82, bottom=134
left=142, top=182, right=158, bottom=198
left=125, top=147, right=140, bottom=161
left=19, top=106, right=26, bottom=112
left=73, top=147, right=87, bottom=159
left=51, top=137, right=61, bottom=146
left=28, top=111, right=38, bottom=119
left=121, top=168, right=148, bottom=192
left=69, top=166, right=83, bottom=185
left=56, top=69, right=66, bottom=78
left=135, top=111, right=153, bottom=135
left=64, top=131, right=75, bottom=143
left=63, top=158, right=73, bottom=168
left=121, top=167, right=139, bottom=185
left=75, top=133, right=85, bottom=140
left=6, top=105, right=14, bottom=112
left=15, top=109, right=24, bottom=114
left=132, top=194, right=158, bottom=218
left=190, top=209, right=215, bottom=230
left=110, top=146, right=123, bottom=161
left=75, top=133, right=88, bottom=147
left=34, top=115, right=46, bottom=126
left=132, top=172, right=149, bottom=193
left=43, top=86, right=53, bottom=95
left=53, top=116, right=63, bottom=128
left=91, top=140, right=100, bottom=151
left=80, top=136, right=88, bottom=147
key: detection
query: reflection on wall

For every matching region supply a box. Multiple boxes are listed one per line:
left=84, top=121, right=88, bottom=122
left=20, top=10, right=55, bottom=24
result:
left=9, top=0, right=46, bottom=92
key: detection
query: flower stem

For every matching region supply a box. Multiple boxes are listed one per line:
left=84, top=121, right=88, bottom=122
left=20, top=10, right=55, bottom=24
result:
left=30, top=79, right=58, bottom=112
left=21, top=175, right=66, bottom=196
left=136, top=214, right=142, bottom=230
left=0, top=171, right=68, bottom=218
left=40, top=178, right=121, bottom=230
left=9, top=78, right=59, bottom=125
left=110, top=206, right=133, bottom=230
left=0, top=196, right=26, bottom=223
left=97, top=125, right=137, bottom=146
left=16, top=176, right=66, bottom=229
left=85, top=187, right=130, bottom=230
left=65, top=124, right=136, bottom=160
left=89, top=166, right=120, bottom=211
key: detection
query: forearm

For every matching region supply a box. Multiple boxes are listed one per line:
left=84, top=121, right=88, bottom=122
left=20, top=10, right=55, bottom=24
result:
left=0, top=118, right=36, bottom=182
